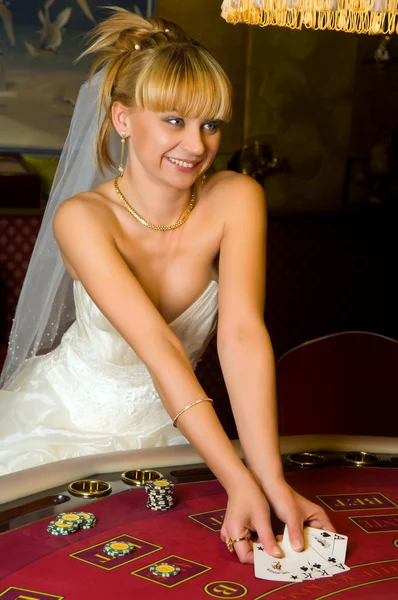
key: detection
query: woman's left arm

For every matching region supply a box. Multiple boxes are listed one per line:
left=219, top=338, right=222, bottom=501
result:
left=216, top=172, right=334, bottom=549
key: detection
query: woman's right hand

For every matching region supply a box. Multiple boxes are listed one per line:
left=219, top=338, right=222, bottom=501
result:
left=220, top=473, right=283, bottom=564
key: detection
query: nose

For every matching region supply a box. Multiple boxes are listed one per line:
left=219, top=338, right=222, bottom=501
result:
left=181, top=125, right=206, bottom=157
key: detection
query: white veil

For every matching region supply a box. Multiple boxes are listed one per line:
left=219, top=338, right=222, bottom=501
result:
left=0, top=70, right=119, bottom=389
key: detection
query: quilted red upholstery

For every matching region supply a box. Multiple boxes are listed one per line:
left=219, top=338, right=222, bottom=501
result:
left=0, top=216, right=41, bottom=341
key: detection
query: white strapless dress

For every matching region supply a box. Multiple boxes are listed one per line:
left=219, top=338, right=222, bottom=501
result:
left=0, top=280, right=218, bottom=476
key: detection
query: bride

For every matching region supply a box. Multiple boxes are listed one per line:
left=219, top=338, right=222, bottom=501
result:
left=0, top=8, right=333, bottom=562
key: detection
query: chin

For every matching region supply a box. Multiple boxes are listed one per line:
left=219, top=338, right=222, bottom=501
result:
left=165, top=174, right=197, bottom=190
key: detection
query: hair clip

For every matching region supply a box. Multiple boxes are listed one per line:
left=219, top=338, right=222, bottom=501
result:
left=134, top=43, right=141, bottom=51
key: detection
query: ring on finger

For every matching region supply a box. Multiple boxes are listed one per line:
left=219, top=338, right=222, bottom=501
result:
left=225, top=537, right=235, bottom=552
left=232, top=536, right=251, bottom=544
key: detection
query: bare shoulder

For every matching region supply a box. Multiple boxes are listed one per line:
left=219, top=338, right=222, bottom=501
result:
left=53, top=187, right=117, bottom=244
left=206, top=170, right=266, bottom=221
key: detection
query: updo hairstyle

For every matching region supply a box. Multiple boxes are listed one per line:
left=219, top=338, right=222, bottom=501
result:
left=79, top=7, right=233, bottom=174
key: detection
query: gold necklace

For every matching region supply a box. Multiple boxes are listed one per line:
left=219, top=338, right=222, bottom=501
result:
left=114, top=176, right=196, bottom=231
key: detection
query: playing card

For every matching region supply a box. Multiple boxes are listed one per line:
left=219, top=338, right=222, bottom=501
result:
left=254, top=542, right=302, bottom=582
left=304, top=531, right=350, bottom=577
left=305, top=526, right=348, bottom=564
left=283, top=525, right=350, bottom=580
left=295, top=539, right=334, bottom=579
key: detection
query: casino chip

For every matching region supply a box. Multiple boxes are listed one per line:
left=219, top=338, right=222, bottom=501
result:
left=47, top=512, right=97, bottom=535
left=145, top=478, right=174, bottom=511
left=150, top=563, right=180, bottom=577
left=145, top=479, right=174, bottom=493
left=58, top=512, right=84, bottom=526
left=103, top=541, right=136, bottom=557
left=47, top=519, right=79, bottom=536
left=75, top=512, right=97, bottom=529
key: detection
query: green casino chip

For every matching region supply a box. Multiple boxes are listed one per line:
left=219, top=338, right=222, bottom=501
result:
left=103, top=541, right=135, bottom=557
left=58, top=512, right=84, bottom=525
left=150, top=563, right=180, bottom=577
left=76, top=512, right=97, bottom=528
left=47, top=520, right=79, bottom=535
left=76, top=511, right=96, bottom=521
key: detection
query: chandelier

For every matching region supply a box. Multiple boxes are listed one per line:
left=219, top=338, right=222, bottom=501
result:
left=221, top=0, right=398, bottom=34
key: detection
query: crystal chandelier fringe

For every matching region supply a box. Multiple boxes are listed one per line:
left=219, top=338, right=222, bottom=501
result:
left=221, top=0, right=398, bottom=34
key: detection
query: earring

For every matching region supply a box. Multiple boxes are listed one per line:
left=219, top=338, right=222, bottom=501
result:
left=118, top=131, right=127, bottom=177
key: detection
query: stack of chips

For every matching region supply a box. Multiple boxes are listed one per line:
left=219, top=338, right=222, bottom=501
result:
left=47, top=519, right=79, bottom=536
left=47, top=512, right=97, bottom=536
left=145, top=478, right=174, bottom=511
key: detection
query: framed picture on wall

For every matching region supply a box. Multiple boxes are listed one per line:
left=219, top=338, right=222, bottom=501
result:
left=0, top=1, right=157, bottom=156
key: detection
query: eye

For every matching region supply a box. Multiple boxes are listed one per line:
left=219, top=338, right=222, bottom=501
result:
left=203, top=121, right=220, bottom=132
left=166, top=118, right=184, bottom=126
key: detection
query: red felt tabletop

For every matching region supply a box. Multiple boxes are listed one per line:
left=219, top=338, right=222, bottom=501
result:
left=1, top=467, right=398, bottom=599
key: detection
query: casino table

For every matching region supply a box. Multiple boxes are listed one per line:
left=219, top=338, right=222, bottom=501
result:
left=1, top=435, right=398, bottom=600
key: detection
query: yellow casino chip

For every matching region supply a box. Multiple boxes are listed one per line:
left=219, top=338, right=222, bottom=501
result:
left=150, top=563, right=181, bottom=577
left=103, top=541, right=135, bottom=557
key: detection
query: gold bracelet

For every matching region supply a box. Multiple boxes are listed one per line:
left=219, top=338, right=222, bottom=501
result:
left=172, top=397, right=213, bottom=428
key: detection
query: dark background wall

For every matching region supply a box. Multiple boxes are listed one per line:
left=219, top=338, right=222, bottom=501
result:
left=157, top=1, right=398, bottom=211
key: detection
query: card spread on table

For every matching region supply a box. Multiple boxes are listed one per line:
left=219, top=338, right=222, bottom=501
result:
left=254, top=525, right=349, bottom=583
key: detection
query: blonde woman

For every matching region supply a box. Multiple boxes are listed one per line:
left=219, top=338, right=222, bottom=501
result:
left=0, top=8, right=333, bottom=562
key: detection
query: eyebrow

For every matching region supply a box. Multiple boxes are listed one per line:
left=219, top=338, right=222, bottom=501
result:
left=161, top=112, right=222, bottom=122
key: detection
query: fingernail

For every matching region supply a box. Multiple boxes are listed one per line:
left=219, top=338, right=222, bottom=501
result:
left=293, top=541, right=303, bottom=551
left=273, top=546, right=282, bottom=556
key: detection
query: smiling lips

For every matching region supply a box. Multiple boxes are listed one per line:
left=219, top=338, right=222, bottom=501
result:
left=166, top=156, right=199, bottom=169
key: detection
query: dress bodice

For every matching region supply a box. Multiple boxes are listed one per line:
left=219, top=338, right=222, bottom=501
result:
left=71, top=279, right=219, bottom=371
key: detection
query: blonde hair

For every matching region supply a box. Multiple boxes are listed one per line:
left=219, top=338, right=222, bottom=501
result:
left=79, top=7, right=233, bottom=174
